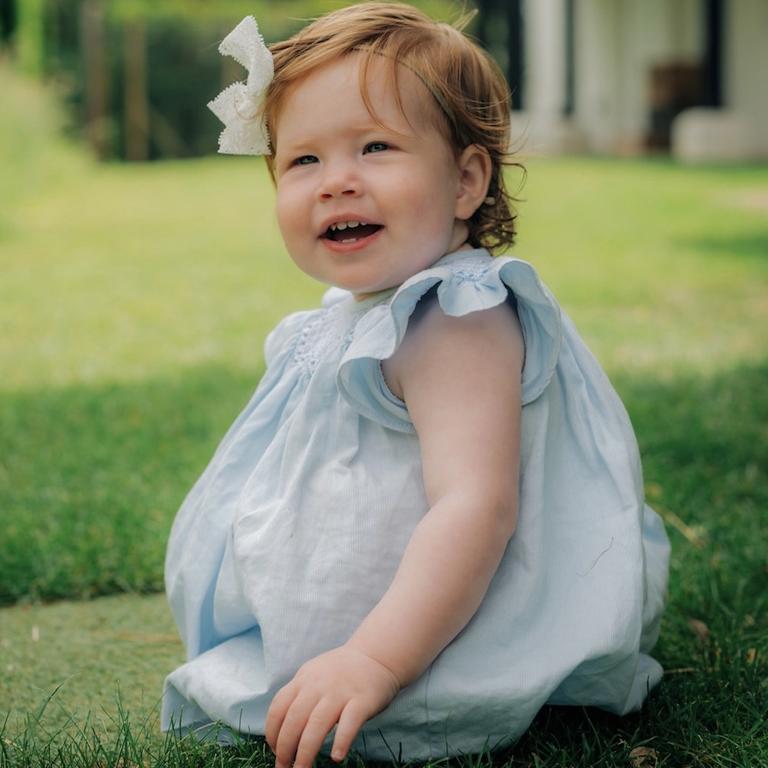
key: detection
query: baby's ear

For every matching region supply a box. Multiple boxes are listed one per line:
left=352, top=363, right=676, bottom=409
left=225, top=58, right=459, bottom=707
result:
left=454, top=145, right=492, bottom=221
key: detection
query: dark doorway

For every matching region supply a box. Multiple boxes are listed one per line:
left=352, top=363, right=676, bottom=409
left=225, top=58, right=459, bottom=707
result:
left=703, top=0, right=723, bottom=107
left=475, top=0, right=526, bottom=110
left=646, top=0, right=724, bottom=150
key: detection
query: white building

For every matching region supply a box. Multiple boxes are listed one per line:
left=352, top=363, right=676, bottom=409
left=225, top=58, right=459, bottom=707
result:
left=509, top=0, right=768, bottom=161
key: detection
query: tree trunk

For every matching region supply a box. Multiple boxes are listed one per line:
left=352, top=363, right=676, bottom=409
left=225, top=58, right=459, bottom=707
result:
left=123, top=15, right=149, bottom=162
left=80, top=0, right=109, bottom=160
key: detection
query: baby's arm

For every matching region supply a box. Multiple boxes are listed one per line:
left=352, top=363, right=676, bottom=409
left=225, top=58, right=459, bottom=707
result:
left=347, top=298, right=523, bottom=679
left=266, top=298, right=523, bottom=768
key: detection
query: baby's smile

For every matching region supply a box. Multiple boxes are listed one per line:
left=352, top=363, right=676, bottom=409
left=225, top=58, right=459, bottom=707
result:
left=322, top=220, right=384, bottom=244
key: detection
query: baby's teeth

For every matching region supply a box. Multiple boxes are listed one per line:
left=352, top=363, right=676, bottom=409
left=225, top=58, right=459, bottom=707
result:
left=331, top=220, right=362, bottom=231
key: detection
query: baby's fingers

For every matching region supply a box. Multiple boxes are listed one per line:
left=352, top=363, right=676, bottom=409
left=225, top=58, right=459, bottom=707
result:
left=265, top=683, right=297, bottom=754
left=293, top=698, right=343, bottom=768
left=331, top=701, right=368, bottom=763
left=274, top=692, right=322, bottom=767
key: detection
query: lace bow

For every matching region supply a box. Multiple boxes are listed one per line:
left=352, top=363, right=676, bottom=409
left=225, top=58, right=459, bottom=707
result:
left=207, top=16, right=274, bottom=156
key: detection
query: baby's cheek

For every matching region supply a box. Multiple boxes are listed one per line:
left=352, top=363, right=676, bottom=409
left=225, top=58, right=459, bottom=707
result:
left=411, top=172, right=457, bottom=222
left=275, top=188, right=302, bottom=242
left=412, top=197, right=459, bottom=244
left=274, top=185, right=290, bottom=223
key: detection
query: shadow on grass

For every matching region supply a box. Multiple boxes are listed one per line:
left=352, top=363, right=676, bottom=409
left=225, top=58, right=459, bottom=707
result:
left=1, top=360, right=766, bottom=612
left=616, top=363, right=767, bottom=633
left=0, top=364, right=263, bottom=604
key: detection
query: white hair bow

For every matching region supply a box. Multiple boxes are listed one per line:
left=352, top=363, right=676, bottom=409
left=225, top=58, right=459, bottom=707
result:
left=207, top=16, right=274, bottom=156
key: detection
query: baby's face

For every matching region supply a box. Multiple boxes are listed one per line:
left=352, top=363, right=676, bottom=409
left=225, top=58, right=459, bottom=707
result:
left=273, top=54, right=469, bottom=298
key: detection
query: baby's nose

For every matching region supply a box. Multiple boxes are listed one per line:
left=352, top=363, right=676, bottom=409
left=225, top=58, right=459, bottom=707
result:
left=318, top=162, right=362, bottom=199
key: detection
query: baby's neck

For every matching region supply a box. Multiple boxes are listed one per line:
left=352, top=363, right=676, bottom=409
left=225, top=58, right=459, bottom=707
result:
left=351, top=242, right=473, bottom=303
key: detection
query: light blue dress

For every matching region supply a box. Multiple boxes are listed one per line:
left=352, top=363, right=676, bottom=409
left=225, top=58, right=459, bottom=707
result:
left=162, top=248, right=670, bottom=761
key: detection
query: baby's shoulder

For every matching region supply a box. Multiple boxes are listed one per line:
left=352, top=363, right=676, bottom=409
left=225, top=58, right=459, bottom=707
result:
left=383, top=285, right=524, bottom=401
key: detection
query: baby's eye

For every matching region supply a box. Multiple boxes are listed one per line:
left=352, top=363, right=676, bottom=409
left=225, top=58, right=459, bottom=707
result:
left=293, top=155, right=318, bottom=166
left=364, top=142, right=389, bottom=154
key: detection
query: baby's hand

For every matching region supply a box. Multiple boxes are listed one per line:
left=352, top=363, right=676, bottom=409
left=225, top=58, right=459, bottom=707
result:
left=265, top=644, right=401, bottom=768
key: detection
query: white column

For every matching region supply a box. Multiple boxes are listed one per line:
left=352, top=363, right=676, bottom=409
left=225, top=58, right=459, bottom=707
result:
left=726, top=0, right=768, bottom=156
left=517, top=0, right=585, bottom=155
left=574, top=0, right=620, bottom=152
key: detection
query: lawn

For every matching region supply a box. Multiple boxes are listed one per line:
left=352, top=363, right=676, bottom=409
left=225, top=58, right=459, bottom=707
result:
left=1, top=61, right=767, bottom=767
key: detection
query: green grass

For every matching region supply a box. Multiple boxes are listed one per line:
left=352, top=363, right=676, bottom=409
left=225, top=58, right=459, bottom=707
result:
left=1, top=60, right=767, bottom=766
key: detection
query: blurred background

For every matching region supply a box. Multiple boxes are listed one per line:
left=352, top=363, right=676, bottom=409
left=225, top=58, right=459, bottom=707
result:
left=2, top=0, right=766, bottom=163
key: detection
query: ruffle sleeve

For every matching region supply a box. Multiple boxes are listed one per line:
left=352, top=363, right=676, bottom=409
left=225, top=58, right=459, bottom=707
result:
left=336, top=250, right=563, bottom=432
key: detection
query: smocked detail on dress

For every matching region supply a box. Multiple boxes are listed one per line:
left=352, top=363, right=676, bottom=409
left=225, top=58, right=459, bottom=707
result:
left=290, top=303, right=360, bottom=380
left=445, top=252, right=498, bottom=283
